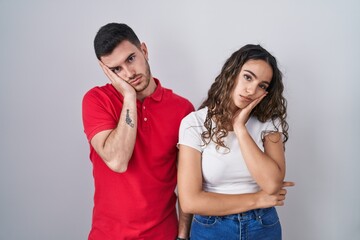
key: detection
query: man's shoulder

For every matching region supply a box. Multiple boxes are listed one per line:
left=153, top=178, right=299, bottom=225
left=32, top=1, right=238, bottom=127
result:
left=162, top=87, right=192, bottom=105
left=153, top=78, right=194, bottom=112
left=83, top=84, right=118, bottom=101
left=84, top=83, right=113, bottom=95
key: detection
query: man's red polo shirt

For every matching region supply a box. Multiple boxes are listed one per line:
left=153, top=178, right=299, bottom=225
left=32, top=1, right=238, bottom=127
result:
left=82, top=78, right=194, bottom=239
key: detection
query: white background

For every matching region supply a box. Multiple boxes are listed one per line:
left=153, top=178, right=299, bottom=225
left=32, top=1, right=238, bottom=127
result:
left=1, top=0, right=359, bottom=239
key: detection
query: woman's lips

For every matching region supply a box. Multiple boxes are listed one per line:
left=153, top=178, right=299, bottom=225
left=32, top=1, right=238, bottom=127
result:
left=240, top=95, right=252, bottom=102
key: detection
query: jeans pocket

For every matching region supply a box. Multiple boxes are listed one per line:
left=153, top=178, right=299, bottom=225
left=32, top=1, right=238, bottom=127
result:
left=193, top=214, right=218, bottom=226
left=258, top=207, right=280, bottom=227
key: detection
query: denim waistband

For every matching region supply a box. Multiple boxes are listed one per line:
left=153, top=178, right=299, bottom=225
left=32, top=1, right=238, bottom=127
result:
left=219, top=207, right=274, bottom=221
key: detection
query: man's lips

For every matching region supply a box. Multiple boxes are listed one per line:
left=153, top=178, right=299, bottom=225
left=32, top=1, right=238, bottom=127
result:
left=129, top=75, right=142, bottom=85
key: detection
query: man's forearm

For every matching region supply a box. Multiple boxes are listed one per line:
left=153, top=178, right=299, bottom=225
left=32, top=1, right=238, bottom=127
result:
left=177, top=201, right=192, bottom=239
left=97, top=95, right=137, bottom=172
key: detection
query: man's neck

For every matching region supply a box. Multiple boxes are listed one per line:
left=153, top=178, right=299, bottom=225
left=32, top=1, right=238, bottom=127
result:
left=136, top=77, right=157, bottom=101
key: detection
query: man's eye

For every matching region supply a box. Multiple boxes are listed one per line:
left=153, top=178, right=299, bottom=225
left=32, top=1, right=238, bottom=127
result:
left=128, top=55, right=135, bottom=62
left=112, top=67, right=121, bottom=73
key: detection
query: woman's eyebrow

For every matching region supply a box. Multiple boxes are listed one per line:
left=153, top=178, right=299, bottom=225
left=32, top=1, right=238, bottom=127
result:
left=244, top=69, right=257, bottom=78
left=244, top=69, right=271, bottom=84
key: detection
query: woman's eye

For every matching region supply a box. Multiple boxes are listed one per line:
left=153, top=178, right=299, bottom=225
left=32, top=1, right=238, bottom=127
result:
left=244, top=74, right=251, bottom=81
left=259, top=84, right=268, bottom=90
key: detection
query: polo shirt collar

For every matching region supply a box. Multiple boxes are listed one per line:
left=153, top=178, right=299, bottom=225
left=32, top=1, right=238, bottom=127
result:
left=149, top=78, right=163, bottom=102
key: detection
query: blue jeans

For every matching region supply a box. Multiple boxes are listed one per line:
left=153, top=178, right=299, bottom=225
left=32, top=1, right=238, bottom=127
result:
left=190, top=207, right=281, bottom=240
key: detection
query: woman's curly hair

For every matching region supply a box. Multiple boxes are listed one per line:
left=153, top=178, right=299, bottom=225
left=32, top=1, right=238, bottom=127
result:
left=199, top=44, right=288, bottom=150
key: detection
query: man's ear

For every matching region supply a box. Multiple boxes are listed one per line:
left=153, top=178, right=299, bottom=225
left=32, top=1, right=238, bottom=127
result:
left=140, top=42, right=149, bottom=60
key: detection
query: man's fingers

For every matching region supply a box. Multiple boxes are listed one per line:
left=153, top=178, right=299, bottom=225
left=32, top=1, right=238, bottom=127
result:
left=98, top=60, right=121, bottom=84
left=99, top=60, right=112, bottom=76
left=98, top=60, right=110, bottom=74
left=98, top=60, right=114, bottom=76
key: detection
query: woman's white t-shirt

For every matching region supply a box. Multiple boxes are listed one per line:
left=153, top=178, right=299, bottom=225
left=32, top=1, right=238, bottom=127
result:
left=178, top=107, right=282, bottom=194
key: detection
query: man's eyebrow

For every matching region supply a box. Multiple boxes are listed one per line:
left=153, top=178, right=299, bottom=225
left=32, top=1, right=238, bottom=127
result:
left=108, top=66, right=119, bottom=71
left=107, top=52, right=136, bottom=70
left=126, top=53, right=135, bottom=61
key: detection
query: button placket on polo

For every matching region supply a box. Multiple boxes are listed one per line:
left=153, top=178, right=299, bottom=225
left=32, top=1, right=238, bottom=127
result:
left=141, top=103, right=149, bottom=130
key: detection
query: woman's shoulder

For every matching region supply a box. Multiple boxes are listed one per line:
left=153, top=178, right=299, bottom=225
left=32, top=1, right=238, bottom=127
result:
left=181, top=107, right=208, bottom=126
left=183, top=107, right=207, bottom=120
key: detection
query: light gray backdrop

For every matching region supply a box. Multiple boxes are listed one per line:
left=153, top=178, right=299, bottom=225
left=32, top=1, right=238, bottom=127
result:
left=1, top=0, right=359, bottom=239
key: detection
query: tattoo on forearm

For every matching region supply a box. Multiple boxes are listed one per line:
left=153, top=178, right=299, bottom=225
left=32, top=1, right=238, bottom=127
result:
left=125, top=109, right=134, bottom=128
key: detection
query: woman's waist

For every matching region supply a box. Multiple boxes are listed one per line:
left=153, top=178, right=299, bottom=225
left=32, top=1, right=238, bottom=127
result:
left=195, top=207, right=277, bottom=221
left=203, top=182, right=260, bottom=194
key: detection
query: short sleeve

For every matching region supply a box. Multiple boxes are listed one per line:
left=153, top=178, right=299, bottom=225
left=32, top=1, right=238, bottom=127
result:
left=261, top=118, right=284, bottom=140
left=178, top=113, right=204, bottom=153
left=82, top=87, right=119, bottom=142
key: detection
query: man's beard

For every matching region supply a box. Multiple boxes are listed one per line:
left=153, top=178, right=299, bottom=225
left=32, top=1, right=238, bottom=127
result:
left=134, top=60, right=152, bottom=92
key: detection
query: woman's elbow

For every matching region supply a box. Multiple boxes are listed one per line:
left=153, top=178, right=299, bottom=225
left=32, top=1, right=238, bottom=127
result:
left=262, top=181, right=283, bottom=195
left=179, top=195, right=197, bottom=214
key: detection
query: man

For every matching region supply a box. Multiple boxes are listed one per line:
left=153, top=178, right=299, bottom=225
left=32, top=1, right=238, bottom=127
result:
left=82, top=23, right=194, bottom=240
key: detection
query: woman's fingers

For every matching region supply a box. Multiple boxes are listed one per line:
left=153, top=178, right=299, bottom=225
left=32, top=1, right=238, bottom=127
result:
left=282, top=181, right=295, bottom=187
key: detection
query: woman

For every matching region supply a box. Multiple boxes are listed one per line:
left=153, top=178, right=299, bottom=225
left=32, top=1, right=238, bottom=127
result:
left=177, top=44, right=293, bottom=240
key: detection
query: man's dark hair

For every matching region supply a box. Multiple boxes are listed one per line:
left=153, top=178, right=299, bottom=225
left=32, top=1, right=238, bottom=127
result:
left=94, top=23, right=141, bottom=60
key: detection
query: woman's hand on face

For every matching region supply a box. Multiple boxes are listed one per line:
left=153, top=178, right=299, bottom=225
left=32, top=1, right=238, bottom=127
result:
left=233, top=92, right=268, bottom=127
left=99, top=60, right=136, bottom=98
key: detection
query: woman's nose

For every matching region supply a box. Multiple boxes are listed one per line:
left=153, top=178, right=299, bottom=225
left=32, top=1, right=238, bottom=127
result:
left=246, top=84, right=256, bottom=95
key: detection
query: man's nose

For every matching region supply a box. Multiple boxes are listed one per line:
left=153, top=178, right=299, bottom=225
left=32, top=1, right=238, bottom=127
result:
left=122, top=66, right=135, bottom=80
